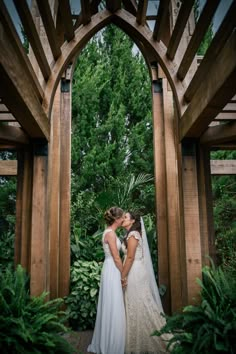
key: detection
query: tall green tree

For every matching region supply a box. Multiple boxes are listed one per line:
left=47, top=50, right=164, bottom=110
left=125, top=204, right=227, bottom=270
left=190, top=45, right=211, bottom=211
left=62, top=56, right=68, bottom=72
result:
left=71, top=25, right=154, bottom=237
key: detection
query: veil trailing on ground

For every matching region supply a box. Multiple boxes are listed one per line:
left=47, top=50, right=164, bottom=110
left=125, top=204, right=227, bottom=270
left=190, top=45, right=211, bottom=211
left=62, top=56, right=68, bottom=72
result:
left=141, top=217, right=164, bottom=312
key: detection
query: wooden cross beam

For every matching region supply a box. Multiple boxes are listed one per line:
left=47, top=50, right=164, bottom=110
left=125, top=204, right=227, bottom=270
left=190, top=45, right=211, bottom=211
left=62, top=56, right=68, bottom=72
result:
left=0, top=160, right=17, bottom=176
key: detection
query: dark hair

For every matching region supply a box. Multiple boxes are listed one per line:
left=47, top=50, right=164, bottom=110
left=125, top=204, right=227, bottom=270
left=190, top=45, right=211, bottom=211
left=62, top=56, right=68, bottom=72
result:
left=127, top=211, right=141, bottom=236
left=104, top=206, right=124, bottom=226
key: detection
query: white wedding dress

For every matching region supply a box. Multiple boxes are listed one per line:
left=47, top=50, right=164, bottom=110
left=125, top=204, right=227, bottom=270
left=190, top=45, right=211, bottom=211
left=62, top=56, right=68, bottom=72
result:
left=88, top=228, right=126, bottom=354
left=122, top=230, right=169, bottom=354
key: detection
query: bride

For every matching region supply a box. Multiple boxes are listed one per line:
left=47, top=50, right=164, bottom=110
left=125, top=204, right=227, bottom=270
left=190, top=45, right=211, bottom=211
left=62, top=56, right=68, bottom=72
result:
left=88, top=206, right=125, bottom=354
left=121, top=211, right=170, bottom=354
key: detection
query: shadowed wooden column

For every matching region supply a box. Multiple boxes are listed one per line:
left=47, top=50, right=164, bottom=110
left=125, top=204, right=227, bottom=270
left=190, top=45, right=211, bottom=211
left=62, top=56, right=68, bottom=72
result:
left=197, top=146, right=216, bottom=265
left=162, top=78, right=187, bottom=312
left=181, top=140, right=202, bottom=303
left=58, top=76, right=71, bottom=299
left=15, top=148, right=33, bottom=271
left=30, top=141, right=48, bottom=296
left=48, top=85, right=61, bottom=299
left=152, top=71, right=170, bottom=313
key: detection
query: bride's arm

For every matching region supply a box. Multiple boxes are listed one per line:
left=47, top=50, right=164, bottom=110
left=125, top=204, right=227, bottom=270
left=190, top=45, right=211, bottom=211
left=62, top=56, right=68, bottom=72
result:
left=121, top=236, right=138, bottom=281
left=106, top=231, right=123, bottom=272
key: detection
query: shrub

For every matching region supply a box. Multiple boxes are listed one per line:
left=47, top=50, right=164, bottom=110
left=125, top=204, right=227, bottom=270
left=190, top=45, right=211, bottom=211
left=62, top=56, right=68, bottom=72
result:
left=0, top=265, right=74, bottom=354
left=153, top=263, right=236, bottom=353
left=65, top=260, right=102, bottom=330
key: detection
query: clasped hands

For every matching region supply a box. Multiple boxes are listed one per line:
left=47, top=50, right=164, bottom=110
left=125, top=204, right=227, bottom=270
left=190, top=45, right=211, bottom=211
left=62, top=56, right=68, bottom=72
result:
left=121, top=276, right=127, bottom=288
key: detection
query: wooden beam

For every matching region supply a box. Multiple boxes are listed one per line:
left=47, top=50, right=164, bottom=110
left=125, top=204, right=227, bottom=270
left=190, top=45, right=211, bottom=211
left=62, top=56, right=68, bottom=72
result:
left=0, top=17, right=50, bottom=140
left=58, top=0, right=75, bottom=41
left=136, top=0, right=148, bottom=25
left=36, top=0, right=61, bottom=60
left=166, top=0, right=195, bottom=60
left=0, top=1, right=43, bottom=100
left=0, top=125, right=29, bottom=145
left=210, top=160, right=236, bottom=175
left=180, top=31, right=236, bottom=139
left=200, top=121, right=236, bottom=146
left=185, top=1, right=236, bottom=101
left=177, top=0, right=221, bottom=80
left=13, top=0, right=51, bottom=81
left=152, top=0, right=170, bottom=41
left=81, top=0, right=91, bottom=25
left=0, top=160, right=17, bottom=175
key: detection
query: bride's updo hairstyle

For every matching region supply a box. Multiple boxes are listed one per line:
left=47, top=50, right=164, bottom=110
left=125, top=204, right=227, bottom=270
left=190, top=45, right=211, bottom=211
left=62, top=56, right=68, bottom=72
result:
left=127, top=211, right=141, bottom=236
left=104, top=206, right=124, bottom=226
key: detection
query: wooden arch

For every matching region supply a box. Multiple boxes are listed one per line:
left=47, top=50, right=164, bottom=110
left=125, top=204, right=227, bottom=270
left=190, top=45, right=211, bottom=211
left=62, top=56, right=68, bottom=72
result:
left=0, top=0, right=235, bottom=314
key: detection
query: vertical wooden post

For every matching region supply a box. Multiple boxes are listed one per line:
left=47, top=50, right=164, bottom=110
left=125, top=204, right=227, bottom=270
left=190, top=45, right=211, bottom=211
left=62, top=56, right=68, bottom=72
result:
left=15, top=148, right=33, bottom=271
left=30, top=141, right=48, bottom=296
left=58, top=76, right=71, bottom=299
left=152, top=70, right=170, bottom=313
left=197, top=146, right=216, bottom=265
left=162, top=79, right=187, bottom=312
left=48, top=85, right=61, bottom=299
left=182, top=140, right=202, bottom=303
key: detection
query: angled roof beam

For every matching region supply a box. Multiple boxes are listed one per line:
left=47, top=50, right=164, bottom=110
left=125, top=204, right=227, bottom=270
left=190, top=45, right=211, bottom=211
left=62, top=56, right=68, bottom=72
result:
left=74, top=0, right=100, bottom=29
left=152, top=0, right=170, bottom=41
left=0, top=1, right=43, bottom=100
left=166, top=0, right=195, bottom=60
left=200, top=122, right=236, bottom=146
left=81, top=0, right=91, bottom=25
left=36, top=0, right=61, bottom=60
left=180, top=31, right=236, bottom=139
left=184, top=0, right=236, bottom=101
left=0, top=125, right=29, bottom=145
left=13, top=0, right=51, bottom=81
left=177, top=0, right=221, bottom=81
left=58, top=0, right=75, bottom=41
left=136, top=0, right=148, bottom=25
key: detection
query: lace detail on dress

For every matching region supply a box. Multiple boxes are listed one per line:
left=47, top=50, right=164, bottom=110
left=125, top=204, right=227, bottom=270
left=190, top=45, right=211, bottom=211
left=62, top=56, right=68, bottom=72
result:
left=126, top=230, right=141, bottom=241
left=102, top=228, right=121, bottom=259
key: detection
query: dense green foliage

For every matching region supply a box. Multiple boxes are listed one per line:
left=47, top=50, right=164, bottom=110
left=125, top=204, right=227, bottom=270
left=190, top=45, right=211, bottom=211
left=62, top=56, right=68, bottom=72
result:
left=0, top=265, right=74, bottom=354
left=154, top=263, right=236, bottom=353
left=65, top=260, right=103, bottom=330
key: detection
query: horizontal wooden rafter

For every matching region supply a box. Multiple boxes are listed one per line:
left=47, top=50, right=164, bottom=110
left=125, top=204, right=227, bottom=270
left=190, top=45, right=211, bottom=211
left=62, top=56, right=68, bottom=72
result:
left=13, top=0, right=51, bottom=81
left=177, top=0, right=221, bottom=80
left=36, top=0, right=61, bottom=60
left=0, top=125, right=29, bottom=145
left=58, top=0, right=75, bottom=41
left=0, top=1, right=43, bottom=100
left=0, top=160, right=17, bottom=176
left=184, top=0, right=236, bottom=101
left=166, top=0, right=195, bottom=60
left=214, top=112, right=236, bottom=121
left=180, top=31, right=236, bottom=139
left=200, top=121, right=236, bottom=146
left=210, top=160, right=236, bottom=175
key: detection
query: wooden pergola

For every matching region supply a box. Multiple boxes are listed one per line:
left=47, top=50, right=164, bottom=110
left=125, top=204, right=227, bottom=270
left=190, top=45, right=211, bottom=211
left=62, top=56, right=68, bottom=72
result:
left=0, top=0, right=235, bottom=314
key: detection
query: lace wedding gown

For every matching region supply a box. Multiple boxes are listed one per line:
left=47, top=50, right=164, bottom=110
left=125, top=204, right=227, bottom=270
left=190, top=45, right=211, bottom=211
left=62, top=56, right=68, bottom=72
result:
left=122, top=231, right=168, bottom=354
left=88, top=228, right=126, bottom=354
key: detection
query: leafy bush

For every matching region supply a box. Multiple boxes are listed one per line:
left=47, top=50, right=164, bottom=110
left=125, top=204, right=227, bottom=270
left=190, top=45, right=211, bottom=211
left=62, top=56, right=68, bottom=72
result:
left=65, top=260, right=103, bottom=330
left=0, top=231, right=14, bottom=272
left=153, top=263, right=236, bottom=353
left=0, top=265, right=74, bottom=354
